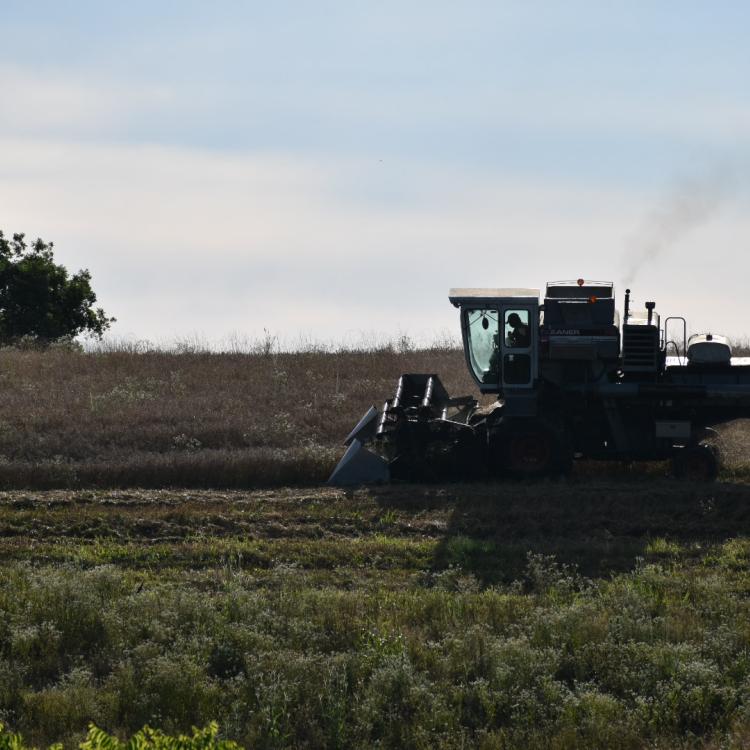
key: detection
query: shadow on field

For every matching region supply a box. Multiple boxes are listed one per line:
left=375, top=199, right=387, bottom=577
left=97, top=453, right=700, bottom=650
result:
left=371, top=477, right=750, bottom=585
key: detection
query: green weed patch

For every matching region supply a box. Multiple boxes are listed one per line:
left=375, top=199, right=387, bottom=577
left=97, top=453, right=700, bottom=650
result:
left=0, top=722, right=239, bottom=750
left=2, top=485, right=750, bottom=747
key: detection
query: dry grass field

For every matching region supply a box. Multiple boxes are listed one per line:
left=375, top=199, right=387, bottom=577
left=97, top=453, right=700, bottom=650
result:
left=0, top=343, right=475, bottom=489
left=0, top=341, right=748, bottom=489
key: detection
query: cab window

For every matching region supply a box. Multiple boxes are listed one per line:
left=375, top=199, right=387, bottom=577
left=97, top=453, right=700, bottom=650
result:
left=503, top=353, right=531, bottom=384
left=466, top=309, right=500, bottom=384
left=504, top=309, right=530, bottom=348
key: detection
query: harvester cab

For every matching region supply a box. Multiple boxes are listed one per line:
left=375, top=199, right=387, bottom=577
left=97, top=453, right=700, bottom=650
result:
left=328, top=279, right=750, bottom=486
left=449, top=288, right=539, bottom=412
left=448, top=281, right=620, bottom=414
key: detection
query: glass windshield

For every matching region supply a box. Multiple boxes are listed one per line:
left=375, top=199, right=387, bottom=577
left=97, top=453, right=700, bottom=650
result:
left=466, top=309, right=500, bottom=384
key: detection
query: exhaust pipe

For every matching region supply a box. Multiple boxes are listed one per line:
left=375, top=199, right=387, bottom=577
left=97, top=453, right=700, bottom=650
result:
left=624, top=288, right=631, bottom=322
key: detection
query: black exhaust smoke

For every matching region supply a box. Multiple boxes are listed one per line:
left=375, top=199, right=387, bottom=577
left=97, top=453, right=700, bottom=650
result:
left=622, top=165, right=740, bottom=287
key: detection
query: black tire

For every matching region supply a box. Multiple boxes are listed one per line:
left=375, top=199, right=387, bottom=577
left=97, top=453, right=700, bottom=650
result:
left=672, top=442, right=719, bottom=482
left=492, top=419, right=573, bottom=479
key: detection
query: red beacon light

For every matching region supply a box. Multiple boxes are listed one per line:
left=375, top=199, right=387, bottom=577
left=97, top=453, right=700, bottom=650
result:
left=577, top=278, right=585, bottom=287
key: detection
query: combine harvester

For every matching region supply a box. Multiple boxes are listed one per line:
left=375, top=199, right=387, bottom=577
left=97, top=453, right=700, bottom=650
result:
left=329, top=280, right=750, bottom=484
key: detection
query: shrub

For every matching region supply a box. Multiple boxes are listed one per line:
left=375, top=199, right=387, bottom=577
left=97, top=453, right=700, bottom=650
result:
left=0, top=722, right=241, bottom=750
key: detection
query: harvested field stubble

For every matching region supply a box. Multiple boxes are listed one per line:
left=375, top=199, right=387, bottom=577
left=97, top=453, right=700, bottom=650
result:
left=3, top=482, right=750, bottom=747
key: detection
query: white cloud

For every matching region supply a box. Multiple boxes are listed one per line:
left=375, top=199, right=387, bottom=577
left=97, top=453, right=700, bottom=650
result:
left=1, top=137, right=748, bottom=344
left=0, top=64, right=174, bottom=134
left=3, top=58, right=749, bottom=158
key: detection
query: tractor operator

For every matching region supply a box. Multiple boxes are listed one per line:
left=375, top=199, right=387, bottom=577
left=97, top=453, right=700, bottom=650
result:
left=506, top=312, right=530, bottom=347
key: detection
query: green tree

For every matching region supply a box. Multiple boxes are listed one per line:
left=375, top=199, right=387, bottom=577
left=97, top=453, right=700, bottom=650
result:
left=0, top=231, right=114, bottom=343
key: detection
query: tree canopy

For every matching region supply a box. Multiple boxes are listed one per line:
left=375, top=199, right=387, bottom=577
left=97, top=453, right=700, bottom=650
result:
left=0, top=231, right=114, bottom=343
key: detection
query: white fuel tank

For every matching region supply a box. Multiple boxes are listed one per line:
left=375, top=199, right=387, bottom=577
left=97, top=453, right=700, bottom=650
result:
left=687, top=334, right=732, bottom=366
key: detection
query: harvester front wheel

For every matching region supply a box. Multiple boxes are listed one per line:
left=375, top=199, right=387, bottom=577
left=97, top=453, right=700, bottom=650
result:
left=672, top=443, right=719, bottom=482
left=494, top=420, right=572, bottom=478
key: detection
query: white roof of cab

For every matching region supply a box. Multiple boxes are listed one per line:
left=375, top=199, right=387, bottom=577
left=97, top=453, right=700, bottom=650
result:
left=449, top=288, right=540, bottom=308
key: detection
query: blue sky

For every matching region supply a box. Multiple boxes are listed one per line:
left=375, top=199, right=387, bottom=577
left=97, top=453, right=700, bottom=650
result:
left=1, top=2, right=748, bottom=344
